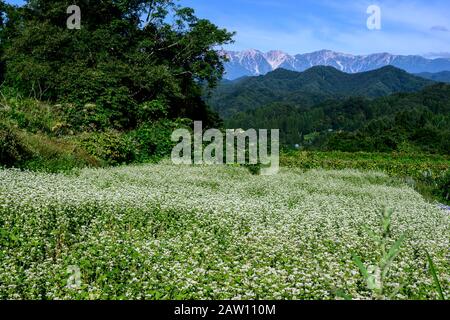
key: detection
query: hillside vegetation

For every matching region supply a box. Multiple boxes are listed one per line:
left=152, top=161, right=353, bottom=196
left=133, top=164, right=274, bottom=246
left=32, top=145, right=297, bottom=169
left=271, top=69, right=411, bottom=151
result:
left=417, top=71, right=450, bottom=83
left=0, top=94, right=192, bottom=171
left=226, top=83, right=450, bottom=155
left=0, top=0, right=232, bottom=171
left=281, top=151, right=450, bottom=205
left=207, top=66, right=433, bottom=118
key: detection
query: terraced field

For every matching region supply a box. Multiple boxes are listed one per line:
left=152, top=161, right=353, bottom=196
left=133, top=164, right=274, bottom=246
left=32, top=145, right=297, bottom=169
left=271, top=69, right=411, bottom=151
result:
left=0, top=164, right=448, bottom=299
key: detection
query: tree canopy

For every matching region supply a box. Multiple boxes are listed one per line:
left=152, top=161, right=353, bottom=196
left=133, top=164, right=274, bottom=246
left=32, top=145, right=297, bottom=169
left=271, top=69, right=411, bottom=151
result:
left=0, top=0, right=234, bottom=129
left=226, top=83, right=450, bottom=154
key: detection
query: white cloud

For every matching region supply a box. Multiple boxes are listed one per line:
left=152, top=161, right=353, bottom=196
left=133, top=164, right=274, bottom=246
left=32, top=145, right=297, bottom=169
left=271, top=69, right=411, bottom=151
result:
left=187, top=0, right=450, bottom=55
left=423, top=52, right=450, bottom=59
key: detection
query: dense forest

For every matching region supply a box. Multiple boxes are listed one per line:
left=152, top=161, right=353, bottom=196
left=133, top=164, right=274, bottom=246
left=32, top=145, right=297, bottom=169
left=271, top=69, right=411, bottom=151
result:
left=210, top=68, right=450, bottom=155
left=417, top=71, right=450, bottom=83
left=0, top=0, right=233, bottom=170
left=226, top=84, right=450, bottom=154
left=207, top=66, right=433, bottom=118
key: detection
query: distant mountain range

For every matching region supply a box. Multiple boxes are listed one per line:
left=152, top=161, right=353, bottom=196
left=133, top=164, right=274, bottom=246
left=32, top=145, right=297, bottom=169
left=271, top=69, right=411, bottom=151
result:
left=416, top=71, right=450, bottom=83
left=223, top=49, right=450, bottom=80
left=208, top=65, right=433, bottom=118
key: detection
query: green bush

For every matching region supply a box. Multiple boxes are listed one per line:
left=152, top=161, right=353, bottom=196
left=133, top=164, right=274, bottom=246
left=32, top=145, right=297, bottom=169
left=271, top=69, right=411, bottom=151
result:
left=436, top=171, right=450, bottom=203
left=136, top=100, right=169, bottom=126
left=0, top=122, right=32, bottom=166
left=281, top=151, right=450, bottom=204
left=77, top=131, right=137, bottom=166
left=130, top=119, right=191, bottom=163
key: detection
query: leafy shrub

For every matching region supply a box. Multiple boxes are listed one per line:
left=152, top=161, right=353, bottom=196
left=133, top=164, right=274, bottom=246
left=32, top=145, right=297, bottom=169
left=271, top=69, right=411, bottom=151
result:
left=0, top=122, right=32, bottom=166
left=130, top=119, right=191, bottom=162
left=436, top=171, right=450, bottom=203
left=352, top=208, right=406, bottom=300
left=77, top=130, right=137, bottom=166
left=136, top=100, right=169, bottom=126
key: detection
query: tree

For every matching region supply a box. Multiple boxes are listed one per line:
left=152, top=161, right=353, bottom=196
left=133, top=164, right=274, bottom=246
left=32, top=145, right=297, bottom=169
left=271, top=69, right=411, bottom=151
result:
left=1, top=0, right=234, bottom=129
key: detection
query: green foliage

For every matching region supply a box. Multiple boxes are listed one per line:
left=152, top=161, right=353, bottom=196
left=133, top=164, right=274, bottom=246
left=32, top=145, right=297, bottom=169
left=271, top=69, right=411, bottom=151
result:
left=282, top=151, right=449, bottom=178
left=225, top=83, right=450, bottom=155
left=136, top=100, right=169, bottom=125
left=282, top=151, right=450, bottom=204
left=0, top=0, right=5, bottom=83
left=0, top=121, right=32, bottom=166
left=77, top=130, right=137, bottom=166
left=352, top=209, right=406, bottom=299
left=435, top=171, right=450, bottom=203
left=426, top=251, right=446, bottom=300
left=326, top=92, right=450, bottom=154
left=129, top=118, right=191, bottom=162
left=208, top=66, right=432, bottom=118
left=73, top=118, right=191, bottom=166
left=17, top=132, right=103, bottom=172
left=0, top=116, right=102, bottom=173
left=1, top=95, right=65, bottom=134
left=1, top=0, right=233, bottom=130
left=244, top=163, right=261, bottom=175
left=0, top=93, right=194, bottom=170
left=0, top=1, right=233, bottom=171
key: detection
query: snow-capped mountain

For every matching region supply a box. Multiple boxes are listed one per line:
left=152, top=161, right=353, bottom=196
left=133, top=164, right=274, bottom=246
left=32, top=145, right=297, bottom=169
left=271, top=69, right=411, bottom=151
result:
left=222, top=49, right=272, bottom=80
left=222, top=49, right=450, bottom=79
left=264, top=50, right=296, bottom=70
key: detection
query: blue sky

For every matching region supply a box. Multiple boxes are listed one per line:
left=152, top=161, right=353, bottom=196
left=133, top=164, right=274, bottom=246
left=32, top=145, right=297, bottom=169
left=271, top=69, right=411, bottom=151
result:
left=5, top=0, right=450, bottom=56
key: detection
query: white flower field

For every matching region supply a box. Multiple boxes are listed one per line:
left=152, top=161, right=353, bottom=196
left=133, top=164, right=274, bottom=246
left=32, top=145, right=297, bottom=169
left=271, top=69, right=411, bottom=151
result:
left=0, top=164, right=448, bottom=300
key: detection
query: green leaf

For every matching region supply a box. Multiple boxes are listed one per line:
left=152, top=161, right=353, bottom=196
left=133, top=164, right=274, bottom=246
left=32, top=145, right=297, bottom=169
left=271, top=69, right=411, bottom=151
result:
left=382, top=234, right=406, bottom=277
left=352, top=254, right=369, bottom=279
left=382, top=208, right=393, bottom=236
left=426, top=251, right=446, bottom=300
left=335, top=289, right=353, bottom=300
left=386, top=234, right=406, bottom=260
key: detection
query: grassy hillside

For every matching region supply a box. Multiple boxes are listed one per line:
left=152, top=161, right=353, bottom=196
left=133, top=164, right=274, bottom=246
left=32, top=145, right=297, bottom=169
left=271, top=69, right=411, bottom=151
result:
left=208, top=66, right=433, bottom=118
left=0, top=0, right=230, bottom=172
left=0, top=95, right=188, bottom=172
left=1, top=164, right=448, bottom=299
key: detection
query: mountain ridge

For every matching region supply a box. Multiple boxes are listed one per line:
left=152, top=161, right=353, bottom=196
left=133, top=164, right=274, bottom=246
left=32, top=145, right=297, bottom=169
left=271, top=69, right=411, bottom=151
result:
left=223, top=49, right=450, bottom=80
left=416, top=71, right=450, bottom=83
left=208, top=65, right=434, bottom=118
